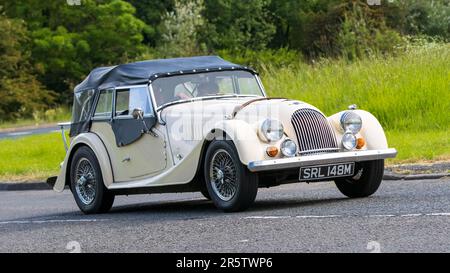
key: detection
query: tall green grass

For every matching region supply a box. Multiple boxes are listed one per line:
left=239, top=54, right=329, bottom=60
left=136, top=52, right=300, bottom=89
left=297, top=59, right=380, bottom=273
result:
left=262, top=44, right=450, bottom=132
left=0, top=133, right=66, bottom=181
left=0, top=107, right=71, bottom=130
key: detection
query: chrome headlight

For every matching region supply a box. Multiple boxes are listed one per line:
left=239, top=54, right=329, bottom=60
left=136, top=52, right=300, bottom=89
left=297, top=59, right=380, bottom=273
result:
left=342, top=131, right=357, bottom=150
left=340, top=111, right=362, bottom=134
left=259, top=119, right=284, bottom=142
left=281, top=139, right=297, bottom=157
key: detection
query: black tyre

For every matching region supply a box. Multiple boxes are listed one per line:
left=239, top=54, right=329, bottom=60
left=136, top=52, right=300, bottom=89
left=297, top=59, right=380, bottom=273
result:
left=204, top=140, right=258, bottom=212
left=334, top=160, right=384, bottom=198
left=70, top=146, right=115, bottom=214
left=200, top=187, right=211, bottom=200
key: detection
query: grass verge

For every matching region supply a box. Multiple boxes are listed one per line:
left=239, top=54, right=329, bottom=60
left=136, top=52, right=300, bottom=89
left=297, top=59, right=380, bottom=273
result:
left=386, top=130, right=450, bottom=164
left=0, top=133, right=66, bottom=182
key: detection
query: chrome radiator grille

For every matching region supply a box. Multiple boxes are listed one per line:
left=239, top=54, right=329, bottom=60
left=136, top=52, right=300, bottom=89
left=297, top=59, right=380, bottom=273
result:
left=291, top=108, right=339, bottom=155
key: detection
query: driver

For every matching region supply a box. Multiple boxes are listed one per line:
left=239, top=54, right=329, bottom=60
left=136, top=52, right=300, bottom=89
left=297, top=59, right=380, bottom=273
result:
left=196, top=82, right=219, bottom=97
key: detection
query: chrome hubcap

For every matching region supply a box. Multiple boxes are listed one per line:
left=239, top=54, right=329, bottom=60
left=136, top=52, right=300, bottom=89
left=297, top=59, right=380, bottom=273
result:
left=75, top=158, right=96, bottom=205
left=209, top=149, right=237, bottom=201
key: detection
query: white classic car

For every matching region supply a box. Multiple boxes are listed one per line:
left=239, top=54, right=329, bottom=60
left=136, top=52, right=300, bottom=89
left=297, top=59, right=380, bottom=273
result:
left=48, top=56, right=397, bottom=214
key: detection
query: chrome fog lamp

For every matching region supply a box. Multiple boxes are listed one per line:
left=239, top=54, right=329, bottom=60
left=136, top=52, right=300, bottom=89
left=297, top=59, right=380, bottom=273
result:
left=340, top=111, right=362, bottom=134
left=342, top=131, right=357, bottom=150
left=259, top=119, right=284, bottom=142
left=280, top=139, right=297, bottom=157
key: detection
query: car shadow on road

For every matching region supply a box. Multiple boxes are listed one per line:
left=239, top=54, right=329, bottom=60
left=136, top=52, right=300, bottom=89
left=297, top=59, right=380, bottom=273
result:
left=109, top=198, right=217, bottom=215
left=108, top=196, right=351, bottom=217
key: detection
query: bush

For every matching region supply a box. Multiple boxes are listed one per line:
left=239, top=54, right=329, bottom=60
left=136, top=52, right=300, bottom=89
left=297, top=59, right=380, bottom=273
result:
left=391, top=0, right=450, bottom=41
left=337, top=2, right=404, bottom=60
left=156, top=0, right=206, bottom=57
left=218, top=48, right=303, bottom=73
left=0, top=14, right=55, bottom=121
left=201, top=0, right=276, bottom=52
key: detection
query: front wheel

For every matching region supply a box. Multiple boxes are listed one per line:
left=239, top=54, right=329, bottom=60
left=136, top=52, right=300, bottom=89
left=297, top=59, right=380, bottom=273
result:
left=70, top=146, right=115, bottom=214
left=204, top=140, right=258, bottom=212
left=334, top=160, right=384, bottom=198
left=200, top=186, right=211, bottom=200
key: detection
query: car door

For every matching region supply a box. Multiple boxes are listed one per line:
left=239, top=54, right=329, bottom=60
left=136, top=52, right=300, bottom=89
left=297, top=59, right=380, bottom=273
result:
left=90, top=86, right=167, bottom=182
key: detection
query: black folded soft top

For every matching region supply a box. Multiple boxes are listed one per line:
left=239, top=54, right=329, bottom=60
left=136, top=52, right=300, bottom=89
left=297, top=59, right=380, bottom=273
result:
left=74, top=56, right=254, bottom=93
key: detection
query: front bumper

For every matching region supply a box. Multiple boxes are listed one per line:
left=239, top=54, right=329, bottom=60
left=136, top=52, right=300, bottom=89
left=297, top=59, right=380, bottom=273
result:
left=247, top=148, right=397, bottom=172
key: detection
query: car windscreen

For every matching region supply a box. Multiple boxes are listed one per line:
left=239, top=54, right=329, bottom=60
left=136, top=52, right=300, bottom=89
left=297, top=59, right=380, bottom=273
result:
left=151, top=70, right=263, bottom=107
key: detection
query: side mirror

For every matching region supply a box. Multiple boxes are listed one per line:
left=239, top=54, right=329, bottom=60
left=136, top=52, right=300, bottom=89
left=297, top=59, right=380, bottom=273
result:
left=132, top=108, right=144, bottom=120
left=131, top=108, right=151, bottom=134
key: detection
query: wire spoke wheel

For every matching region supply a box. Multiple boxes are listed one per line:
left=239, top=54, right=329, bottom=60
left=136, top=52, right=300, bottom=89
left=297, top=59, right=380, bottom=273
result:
left=209, top=149, right=237, bottom=201
left=75, top=158, right=97, bottom=205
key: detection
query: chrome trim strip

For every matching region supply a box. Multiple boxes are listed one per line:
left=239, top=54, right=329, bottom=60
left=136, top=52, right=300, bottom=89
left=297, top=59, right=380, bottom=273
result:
left=148, top=84, right=166, bottom=125
left=299, top=147, right=340, bottom=154
left=115, top=84, right=148, bottom=90
left=155, top=94, right=261, bottom=112
left=112, top=114, right=155, bottom=120
left=255, top=75, right=267, bottom=97
left=247, top=148, right=398, bottom=172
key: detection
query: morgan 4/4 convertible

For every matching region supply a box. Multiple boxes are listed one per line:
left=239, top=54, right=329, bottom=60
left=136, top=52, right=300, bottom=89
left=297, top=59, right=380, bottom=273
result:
left=49, top=56, right=397, bottom=214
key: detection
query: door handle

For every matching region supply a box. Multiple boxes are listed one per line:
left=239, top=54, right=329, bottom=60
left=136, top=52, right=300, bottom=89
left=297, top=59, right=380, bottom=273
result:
left=122, top=157, right=131, bottom=163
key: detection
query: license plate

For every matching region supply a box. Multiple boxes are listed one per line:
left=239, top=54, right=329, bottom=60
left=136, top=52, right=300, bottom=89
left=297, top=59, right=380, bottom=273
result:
left=299, top=163, right=355, bottom=181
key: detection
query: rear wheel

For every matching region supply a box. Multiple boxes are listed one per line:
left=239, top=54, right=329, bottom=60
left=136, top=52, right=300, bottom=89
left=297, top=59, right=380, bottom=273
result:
left=204, top=140, right=258, bottom=212
left=334, top=160, right=384, bottom=198
left=70, top=146, right=115, bottom=214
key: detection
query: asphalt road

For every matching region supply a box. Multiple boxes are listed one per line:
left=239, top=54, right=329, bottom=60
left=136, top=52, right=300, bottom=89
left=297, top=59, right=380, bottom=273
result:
left=1, top=178, right=449, bottom=253
left=0, top=126, right=60, bottom=139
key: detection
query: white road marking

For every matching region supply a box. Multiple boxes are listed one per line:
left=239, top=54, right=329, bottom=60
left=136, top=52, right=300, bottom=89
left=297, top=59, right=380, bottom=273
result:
left=425, top=212, right=450, bottom=216
left=400, top=213, right=422, bottom=217
left=295, top=215, right=340, bottom=219
left=366, top=214, right=396, bottom=218
left=0, top=219, right=108, bottom=225
left=244, top=216, right=291, bottom=219
left=244, top=212, right=450, bottom=220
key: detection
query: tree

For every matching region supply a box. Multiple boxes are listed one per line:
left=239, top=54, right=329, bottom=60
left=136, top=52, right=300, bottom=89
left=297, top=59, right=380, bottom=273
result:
left=268, top=0, right=346, bottom=49
left=337, top=2, right=403, bottom=60
left=126, top=0, right=174, bottom=46
left=201, top=0, right=276, bottom=52
left=157, top=0, right=206, bottom=57
left=1, top=0, right=147, bottom=102
left=0, top=14, right=54, bottom=120
left=386, top=0, right=450, bottom=41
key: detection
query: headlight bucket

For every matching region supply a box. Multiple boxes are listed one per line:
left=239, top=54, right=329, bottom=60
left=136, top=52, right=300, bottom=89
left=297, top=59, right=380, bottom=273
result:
left=340, top=111, right=362, bottom=134
left=259, top=119, right=284, bottom=142
left=280, top=139, right=297, bottom=157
